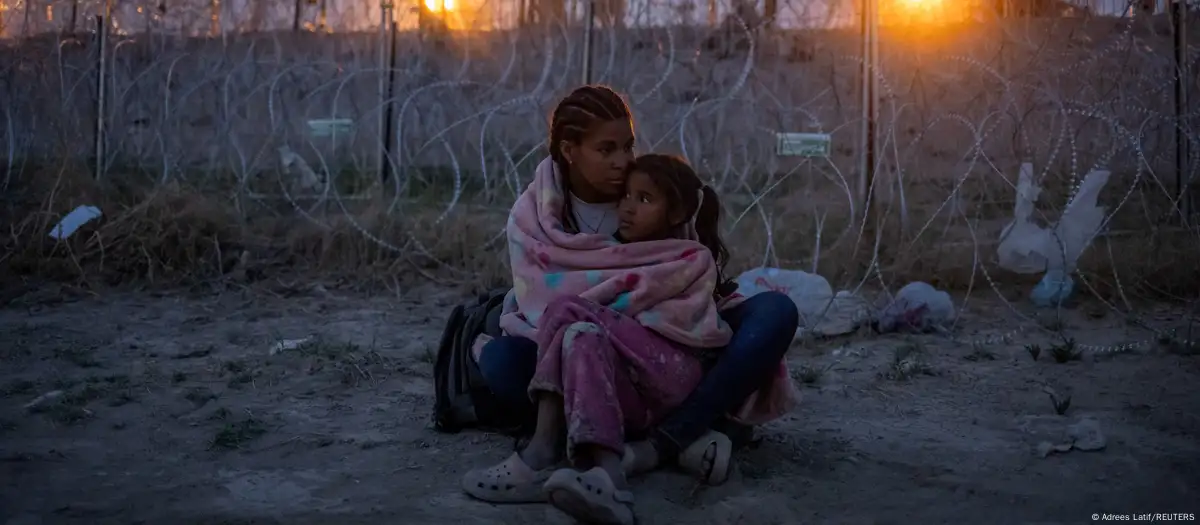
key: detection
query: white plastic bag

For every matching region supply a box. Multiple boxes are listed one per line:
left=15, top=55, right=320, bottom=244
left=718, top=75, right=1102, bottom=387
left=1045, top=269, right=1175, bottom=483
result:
left=874, top=281, right=955, bottom=333
left=1030, top=269, right=1074, bottom=307
left=736, top=267, right=833, bottom=318
left=997, top=163, right=1048, bottom=274
left=998, top=163, right=1113, bottom=274
left=996, top=163, right=1109, bottom=306
left=735, top=268, right=868, bottom=337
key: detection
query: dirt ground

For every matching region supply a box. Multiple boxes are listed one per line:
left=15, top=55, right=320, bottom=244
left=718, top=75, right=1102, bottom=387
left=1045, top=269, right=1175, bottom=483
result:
left=1, top=284, right=1198, bottom=525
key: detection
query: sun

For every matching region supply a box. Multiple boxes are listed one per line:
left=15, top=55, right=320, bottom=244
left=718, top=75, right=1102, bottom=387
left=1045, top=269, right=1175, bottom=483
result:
left=883, top=0, right=958, bottom=25
left=423, top=0, right=455, bottom=11
left=896, top=0, right=942, bottom=10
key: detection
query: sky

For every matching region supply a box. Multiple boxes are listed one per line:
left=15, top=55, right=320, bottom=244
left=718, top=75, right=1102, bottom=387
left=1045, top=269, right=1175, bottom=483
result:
left=0, top=0, right=1161, bottom=37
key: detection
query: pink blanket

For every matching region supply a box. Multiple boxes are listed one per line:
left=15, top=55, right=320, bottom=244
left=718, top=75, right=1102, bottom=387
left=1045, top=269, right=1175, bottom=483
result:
left=497, top=157, right=797, bottom=425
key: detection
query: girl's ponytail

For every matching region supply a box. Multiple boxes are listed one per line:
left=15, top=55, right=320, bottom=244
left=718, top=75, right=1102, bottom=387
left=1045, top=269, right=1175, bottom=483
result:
left=694, top=185, right=737, bottom=298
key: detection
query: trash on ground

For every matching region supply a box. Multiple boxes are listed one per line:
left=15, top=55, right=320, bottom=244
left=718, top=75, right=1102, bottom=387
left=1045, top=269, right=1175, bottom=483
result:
left=1031, top=269, right=1075, bottom=308
left=278, top=145, right=325, bottom=191
left=48, top=205, right=102, bottom=240
left=874, top=281, right=954, bottom=334
left=996, top=163, right=1111, bottom=307
left=997, top=163, right=1048, bottom=275
left=1036, top=416, right=1106, bottom=458
left=1068, top=417, right=1107, bottom=451
left=734, top=268, right=868, bottom=338
left=23, top=390, right=63, bottom=410
left=812, top=291, right=870, bottom=337
left=270, top=336, right=314, bottom=355
left=735, top=267, right=869, bottom=337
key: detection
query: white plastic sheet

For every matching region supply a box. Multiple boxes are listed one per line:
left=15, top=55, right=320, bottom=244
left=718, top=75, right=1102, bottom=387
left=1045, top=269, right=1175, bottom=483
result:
left=997, top=163, right=1111, bottom=275
left=48, top=205, right=102, bottom=240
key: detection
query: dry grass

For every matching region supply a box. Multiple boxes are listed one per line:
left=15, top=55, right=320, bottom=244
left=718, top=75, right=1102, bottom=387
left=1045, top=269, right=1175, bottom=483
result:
left=1, top=158, right=1197, bottom=302
left=0, top=163, right=507, bottom=296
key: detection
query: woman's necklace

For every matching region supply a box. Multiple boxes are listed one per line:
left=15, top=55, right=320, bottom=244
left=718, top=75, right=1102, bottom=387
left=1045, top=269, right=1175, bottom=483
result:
left=576, top=208, right=610, bottom=234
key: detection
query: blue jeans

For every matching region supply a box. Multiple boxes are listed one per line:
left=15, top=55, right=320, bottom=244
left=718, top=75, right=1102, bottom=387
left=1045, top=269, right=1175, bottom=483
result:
left=475, top=291, right=799, bottom=455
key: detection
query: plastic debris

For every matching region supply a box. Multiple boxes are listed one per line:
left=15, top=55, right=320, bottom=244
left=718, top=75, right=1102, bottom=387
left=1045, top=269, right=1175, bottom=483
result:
left=735, top=267, right=868, bottom=337
left=278, top=145, right=324, bottom=191
left=23, top=390, right=64, bottom=410
left=269, top=337, right=314, bottom=355
left=1036, top=417, right=1106, bottom=458
left=997, top=163, right=1048, bottom=274
left=874, top=281, right=955, bottom=333
left=737, top=267, right=832, bottom=315
left=1031, top=269, right=1075, bottom=308
left=997, top=163, right=1111, bottom=307
left=48, top=205, right=102, bottom=240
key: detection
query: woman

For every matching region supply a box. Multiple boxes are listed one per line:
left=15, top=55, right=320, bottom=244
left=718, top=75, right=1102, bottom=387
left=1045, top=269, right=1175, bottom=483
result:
left=474, top=85, right=798, bottom=486
left=466, top=153, right=757, bottom=524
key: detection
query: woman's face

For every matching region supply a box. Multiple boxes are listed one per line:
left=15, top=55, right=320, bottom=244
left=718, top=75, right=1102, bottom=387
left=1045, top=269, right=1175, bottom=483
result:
left=618, top=170, right=676, bottom=242
left=561, top=119, right=635, bottom=201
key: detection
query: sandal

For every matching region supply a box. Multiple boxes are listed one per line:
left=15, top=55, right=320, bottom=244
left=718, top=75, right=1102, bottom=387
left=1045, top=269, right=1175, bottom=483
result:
left=543, top=467, right=636, bottom=525
left=677, top=430, right=732, bottom=485
left=461, top=452, right=553, bottom=503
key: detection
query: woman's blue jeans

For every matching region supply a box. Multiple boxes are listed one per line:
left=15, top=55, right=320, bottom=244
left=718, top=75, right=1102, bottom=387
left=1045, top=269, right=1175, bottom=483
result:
left=475, top=291, right=799, bottom=456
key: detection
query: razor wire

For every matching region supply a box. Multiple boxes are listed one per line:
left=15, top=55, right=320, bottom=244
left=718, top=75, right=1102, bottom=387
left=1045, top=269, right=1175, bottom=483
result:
left=1, top=0, right=1198, bottom=354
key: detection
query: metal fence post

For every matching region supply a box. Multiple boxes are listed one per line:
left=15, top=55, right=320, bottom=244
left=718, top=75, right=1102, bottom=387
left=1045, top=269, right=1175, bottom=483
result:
left=93, top=12, right=109, bottom=180
left=857, top=0, right=878, bottom=225
left=378, top=1, right=392, bottom=182
left=293, top=0, right=303, bottom=31
left=380, top=18, right=399, bottom=183
left=581, top=0, right=594, bottom=84
left=1172, top=0, right=1191, bottom=222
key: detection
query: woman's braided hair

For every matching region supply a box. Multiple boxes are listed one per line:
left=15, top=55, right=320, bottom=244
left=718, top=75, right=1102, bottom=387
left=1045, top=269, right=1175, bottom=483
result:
left=547, top=85, right=632, bottom=233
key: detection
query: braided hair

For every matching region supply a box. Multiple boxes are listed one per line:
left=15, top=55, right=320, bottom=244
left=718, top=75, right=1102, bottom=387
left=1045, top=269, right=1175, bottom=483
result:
left=547, top=85, right=632, bottom=233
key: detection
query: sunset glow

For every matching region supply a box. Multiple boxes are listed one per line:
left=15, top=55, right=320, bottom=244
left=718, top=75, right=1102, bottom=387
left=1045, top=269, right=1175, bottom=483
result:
left=897, top=0, right=943, bottom=9
left=884, top=0, right=962, bottom=26
left=423, top=0, right=456, bottom=12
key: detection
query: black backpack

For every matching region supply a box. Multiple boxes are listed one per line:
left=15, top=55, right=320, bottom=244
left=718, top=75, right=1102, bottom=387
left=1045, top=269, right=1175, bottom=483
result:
left=432, top=288, right=529, bottom=435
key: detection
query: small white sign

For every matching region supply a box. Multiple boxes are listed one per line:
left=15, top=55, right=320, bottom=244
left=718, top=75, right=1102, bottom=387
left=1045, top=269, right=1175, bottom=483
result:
left=776, top=132, right=831, bottom=157
left=307, top=118, right=354, bottom=138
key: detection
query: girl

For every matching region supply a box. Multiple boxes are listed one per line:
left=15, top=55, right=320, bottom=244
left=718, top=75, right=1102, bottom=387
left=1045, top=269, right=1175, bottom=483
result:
left=612, top=154, right=735, bottom=288
left=468, top=85, right=798, bottom=499
left=465, top=154, right=737, bottom=525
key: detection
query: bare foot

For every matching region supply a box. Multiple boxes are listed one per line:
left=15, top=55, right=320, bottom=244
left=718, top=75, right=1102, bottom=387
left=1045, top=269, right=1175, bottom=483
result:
left=519, top=445, right=561, bottom=471
left=519, top=435, right=565, bottom=471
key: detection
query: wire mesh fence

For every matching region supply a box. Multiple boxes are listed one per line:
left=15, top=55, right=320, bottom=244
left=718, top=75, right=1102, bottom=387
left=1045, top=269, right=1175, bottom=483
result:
left=1, top=0, right=1197, bottom=351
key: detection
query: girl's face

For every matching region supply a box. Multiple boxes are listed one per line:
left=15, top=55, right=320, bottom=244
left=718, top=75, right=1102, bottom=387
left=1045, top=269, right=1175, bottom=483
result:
left=561, top=119, right=635, bottom=202
left=618, top=170, right=678, bottom=242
